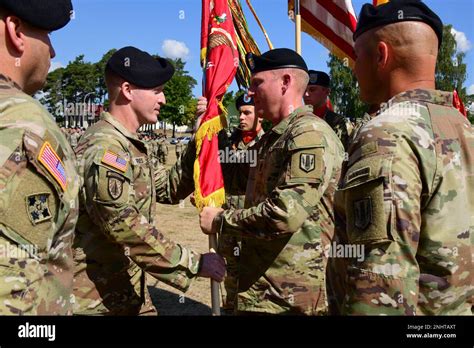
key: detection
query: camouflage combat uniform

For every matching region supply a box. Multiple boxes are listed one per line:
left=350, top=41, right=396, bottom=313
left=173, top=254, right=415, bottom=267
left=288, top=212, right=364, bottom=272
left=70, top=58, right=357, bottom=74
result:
left=0, top=74, right=80, bottom=315
left=147, top=138, right=159, bottom=169
left=73, top=112, right=199, bottom=315
left=157, top=137, right=168, bottom=165
left=348, top=112, right=373, bottom=146
left=332, top=89, right=474, bottom=315
left=218, top=128, right=264, bottom=311
left=70, top=131, right=80, bottom=149
left=215, top=106, right=344, bottom=315
left=320, top=108, right=350, bottom=151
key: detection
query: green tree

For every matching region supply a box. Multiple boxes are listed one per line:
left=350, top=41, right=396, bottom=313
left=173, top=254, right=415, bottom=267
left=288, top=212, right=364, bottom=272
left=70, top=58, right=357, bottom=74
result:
left=222, top=90, right=240, bottom=129
left=436, top=25, right=468, bottom=101
left=327, top=53, right=366, bottom=120
left=159, top=58, right=197, bottom=137
left=40, top=66, right=66, bottom=120
left=95, top=49, right=117, bottom=104
left=41, top=55, right=98, bottom=126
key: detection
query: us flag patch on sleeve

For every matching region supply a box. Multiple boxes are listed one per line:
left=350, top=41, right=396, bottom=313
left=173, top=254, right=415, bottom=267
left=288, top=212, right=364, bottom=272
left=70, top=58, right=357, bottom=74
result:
left=102, top=150, right=128, bottom=172
left=38, top=142, right=67, bottom=191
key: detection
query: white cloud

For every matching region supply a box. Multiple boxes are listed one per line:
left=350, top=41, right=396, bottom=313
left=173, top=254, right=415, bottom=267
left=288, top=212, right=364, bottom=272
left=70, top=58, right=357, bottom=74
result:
left=49, top=61, right=63, bottom=72
left=450, top=28, right=472, bottom=53
left=467, top=84, right=474, bottom=96
left=161, top=40, right=190, bottom=60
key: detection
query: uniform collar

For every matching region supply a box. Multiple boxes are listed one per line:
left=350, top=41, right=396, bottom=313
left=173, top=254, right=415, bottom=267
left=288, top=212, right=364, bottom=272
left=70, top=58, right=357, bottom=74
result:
left=381, top=89, right=453, bottom=111
left=0, top=73, right=22, bottom=91
left=271, top=105, right=312, bottom=135
left=101, top=112, right=142, bottom=143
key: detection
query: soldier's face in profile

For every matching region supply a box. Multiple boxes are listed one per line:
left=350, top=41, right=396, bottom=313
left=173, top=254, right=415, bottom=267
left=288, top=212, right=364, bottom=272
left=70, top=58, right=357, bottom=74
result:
left=248, top=70, right=281, bottom=122
left=131, top=85, right=166, bottom=125
left=304, top=85, right=329, bottom=109
left=20, top=24, right=56, bottom=95
left=238, top=105, right=257, bottom=131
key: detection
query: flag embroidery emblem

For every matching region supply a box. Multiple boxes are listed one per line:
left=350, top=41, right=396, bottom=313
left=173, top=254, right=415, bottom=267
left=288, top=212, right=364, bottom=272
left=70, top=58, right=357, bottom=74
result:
left=38, top=142, right=67, bottom=191
left=102, top=150, right=128, bottom=172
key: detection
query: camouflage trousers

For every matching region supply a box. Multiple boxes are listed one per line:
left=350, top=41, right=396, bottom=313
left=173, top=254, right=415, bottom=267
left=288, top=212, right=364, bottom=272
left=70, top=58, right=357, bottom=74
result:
left=217, top=234, right=241, bottom=311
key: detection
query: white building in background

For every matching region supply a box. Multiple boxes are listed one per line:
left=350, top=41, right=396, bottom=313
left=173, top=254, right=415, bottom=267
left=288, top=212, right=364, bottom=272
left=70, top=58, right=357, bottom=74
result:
left=467, top=101, right=474, bottom=114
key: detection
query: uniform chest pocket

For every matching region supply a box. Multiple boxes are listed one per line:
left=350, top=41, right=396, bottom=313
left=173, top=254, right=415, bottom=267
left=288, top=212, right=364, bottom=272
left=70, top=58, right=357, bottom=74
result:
left=337, top=155, right=394, bottom=245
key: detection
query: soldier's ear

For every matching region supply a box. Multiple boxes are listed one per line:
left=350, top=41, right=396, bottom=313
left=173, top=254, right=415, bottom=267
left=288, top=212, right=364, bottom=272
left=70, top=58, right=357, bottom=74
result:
left=376, top=41, right=389, bottom=70
left=4, top=15, right=25, bottom=54
left=282, top=73, right=291, bottom=94
left=120, top=81, right=133, bottom=102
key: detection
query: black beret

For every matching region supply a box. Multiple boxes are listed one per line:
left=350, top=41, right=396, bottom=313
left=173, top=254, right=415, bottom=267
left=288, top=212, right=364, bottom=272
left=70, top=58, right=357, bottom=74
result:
left=246, top=48, right=308, bottom=74
left=235, top=93, right=254, bottom=109
left=106, top=46, right=175, bottom=88
left=0, top=0, right=73, bottom=31
left=308, top=70, right=330, bottom=87
left=354, top=0, right=443, bottom=47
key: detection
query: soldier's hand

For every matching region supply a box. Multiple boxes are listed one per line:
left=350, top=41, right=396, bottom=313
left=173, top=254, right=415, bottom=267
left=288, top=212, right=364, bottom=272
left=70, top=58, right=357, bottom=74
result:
left=194, top=96, right=208, bottom=131
left=196, top=96, right=208, bottom=117
left=199, top=207, right=224, bottom=234
left=198, top=252, right=226, bottom=282
left=189, top=193, right=196, bottom=207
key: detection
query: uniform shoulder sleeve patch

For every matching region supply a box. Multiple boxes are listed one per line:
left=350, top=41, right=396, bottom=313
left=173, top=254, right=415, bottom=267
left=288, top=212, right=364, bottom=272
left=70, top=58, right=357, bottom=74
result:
left=37, top=141, right=67, bottom=191
left=101, top=150, right=129, bottom=172
left=289, top=147, right=324, bottom=184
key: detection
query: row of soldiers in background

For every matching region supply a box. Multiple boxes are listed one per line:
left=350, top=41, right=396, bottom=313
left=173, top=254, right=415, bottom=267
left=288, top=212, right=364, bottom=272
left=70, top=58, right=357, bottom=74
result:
left=60, top=127, right=85, bottom=149
left=138, top=131, right=169, bottom=166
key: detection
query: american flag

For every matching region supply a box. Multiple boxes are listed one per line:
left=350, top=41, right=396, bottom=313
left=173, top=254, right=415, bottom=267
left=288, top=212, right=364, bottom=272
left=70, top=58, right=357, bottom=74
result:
left=102, top=150, right=128, bottom=172
left=289, top=0, right=358, bottom=68
left=39, top=142, right=67, bottom=191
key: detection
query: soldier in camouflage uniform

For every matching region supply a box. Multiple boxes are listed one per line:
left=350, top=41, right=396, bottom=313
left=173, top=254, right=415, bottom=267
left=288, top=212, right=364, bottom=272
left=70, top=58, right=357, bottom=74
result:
left=0, top=0, right=80, bottom=315
left=156, top=135, right=168, bottom=165
left=330, top=0, right=473, bottom=315
left=73, top=47, right=225, bottom=315
left=200, top=49, right=344, bottom=315
left=304, top=70, right=350, bottom=150
left=217, top=94, right=265, bottom=312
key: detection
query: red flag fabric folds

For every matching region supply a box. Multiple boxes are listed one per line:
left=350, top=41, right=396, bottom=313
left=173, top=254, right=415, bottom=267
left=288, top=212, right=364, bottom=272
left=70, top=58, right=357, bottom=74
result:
left=195, top=0, right=239, bottom=209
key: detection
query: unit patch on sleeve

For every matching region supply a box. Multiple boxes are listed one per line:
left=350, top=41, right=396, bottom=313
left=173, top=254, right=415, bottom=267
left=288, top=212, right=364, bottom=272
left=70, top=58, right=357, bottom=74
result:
left=107, top=171, right=125, bottom=200
left=300, top=153, right=316, bottom=173
left=26, top=193, right=52, bottom=225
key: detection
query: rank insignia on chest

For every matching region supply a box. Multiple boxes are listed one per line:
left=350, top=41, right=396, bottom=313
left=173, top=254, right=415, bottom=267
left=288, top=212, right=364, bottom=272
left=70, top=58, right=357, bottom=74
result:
left=38, top=142, right=67, bottom=191
left=26, top=193, right=52, bottom=225
left=300, top=153, right=315, bottom=173
left=107, top=171, right=124, bottom=200
left=102, top=150, right=128, bottom=172
left=354, top=197, right=372, bottom=230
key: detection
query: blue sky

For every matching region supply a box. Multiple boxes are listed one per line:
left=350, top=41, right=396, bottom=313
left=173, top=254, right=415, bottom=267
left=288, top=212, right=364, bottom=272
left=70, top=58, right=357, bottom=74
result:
left=51, top=0, right=474, bottom=96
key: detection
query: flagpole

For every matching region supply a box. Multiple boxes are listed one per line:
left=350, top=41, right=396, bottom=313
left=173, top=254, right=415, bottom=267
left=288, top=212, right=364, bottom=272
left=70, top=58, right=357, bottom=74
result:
left=208, top=235, right=220, bottom=315
left=246, top=0, right=274, bottom=50
left=295, top=0, right=301, bottom=54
